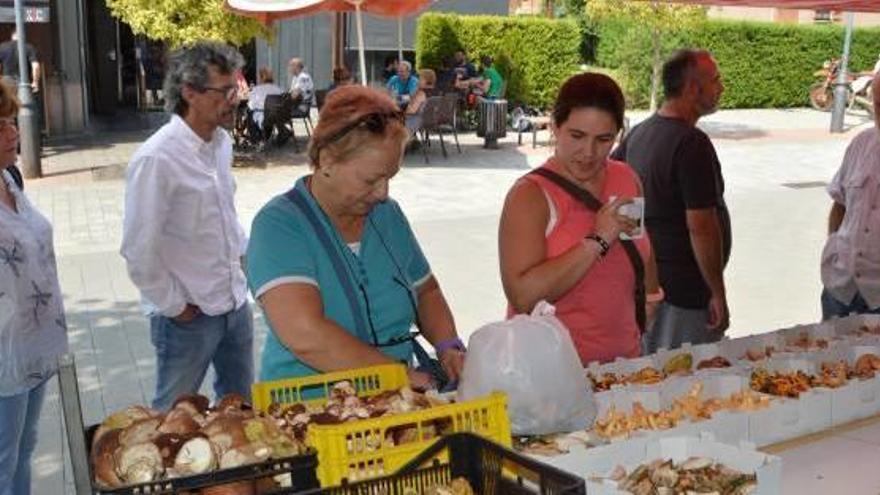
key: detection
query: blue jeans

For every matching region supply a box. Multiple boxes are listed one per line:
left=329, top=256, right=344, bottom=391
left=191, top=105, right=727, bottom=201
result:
left=150, top=303, right=254, bottom=411
left=821, top=289, right=880, bottom=320
left=0, top=378, right=48, bottom=495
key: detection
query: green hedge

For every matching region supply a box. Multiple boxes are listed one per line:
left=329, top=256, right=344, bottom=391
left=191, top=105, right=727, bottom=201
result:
left=415, top=13, right=581, bottom=108
left=592, top=17, right=880, bottom=108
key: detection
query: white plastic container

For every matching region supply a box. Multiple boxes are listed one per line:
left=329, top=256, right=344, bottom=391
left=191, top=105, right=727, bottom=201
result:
left=584, top=432, right=782, bottom=495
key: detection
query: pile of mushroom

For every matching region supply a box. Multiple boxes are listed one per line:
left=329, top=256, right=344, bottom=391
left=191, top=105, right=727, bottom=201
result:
left=267, top=381, right=450, bottom=450
left=90, top=393, right=305, bottom=494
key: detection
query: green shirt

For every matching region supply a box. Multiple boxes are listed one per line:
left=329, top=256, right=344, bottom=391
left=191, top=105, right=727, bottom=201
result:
left=246, top=177, right=431, bottom=381
left=483, top=67, right=504, bottom=98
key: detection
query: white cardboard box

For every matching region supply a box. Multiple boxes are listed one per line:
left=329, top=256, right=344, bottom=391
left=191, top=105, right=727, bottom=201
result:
left=584, top=433, right=782, bottom=495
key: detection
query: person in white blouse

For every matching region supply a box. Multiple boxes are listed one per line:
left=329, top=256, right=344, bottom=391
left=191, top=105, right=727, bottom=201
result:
left=247, top=67, right=283, bottom=135
left=120, top=42, right=253, bottom=411
left=821, top=75, right=880, bottom=320
left=0, top=80, right=68, bottom=495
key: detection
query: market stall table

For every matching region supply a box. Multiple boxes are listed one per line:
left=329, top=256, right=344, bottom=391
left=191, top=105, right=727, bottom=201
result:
left=761, top=413, right=880, bottom=494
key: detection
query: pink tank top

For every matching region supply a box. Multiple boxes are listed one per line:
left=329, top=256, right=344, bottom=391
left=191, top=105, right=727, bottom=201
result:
left=519, top=159, right=651, bottom=365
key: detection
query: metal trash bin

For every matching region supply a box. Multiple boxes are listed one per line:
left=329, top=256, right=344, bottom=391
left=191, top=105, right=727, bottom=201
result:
left=476, top=98, right=507, bottom=149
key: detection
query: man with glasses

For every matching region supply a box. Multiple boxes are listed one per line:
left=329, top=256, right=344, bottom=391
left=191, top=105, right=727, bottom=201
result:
left=121, top=42, right=254, bottom=411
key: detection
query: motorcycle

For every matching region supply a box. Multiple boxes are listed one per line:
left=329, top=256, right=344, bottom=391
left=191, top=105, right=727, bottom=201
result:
left=809, top=59, right=874, bottom=115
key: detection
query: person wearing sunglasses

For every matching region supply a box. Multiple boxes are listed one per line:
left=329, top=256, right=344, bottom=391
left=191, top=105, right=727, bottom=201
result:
left=0, top=80, right=69, bottom=495
left=121, top=42, right=254, bottom=411
left=246, top=85, right=465, bottom=389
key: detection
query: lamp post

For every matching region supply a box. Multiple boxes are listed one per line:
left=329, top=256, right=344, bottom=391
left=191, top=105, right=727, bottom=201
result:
left=14, top=0, right=41, bottom=177
left=830, top=12, right=855, bottom=134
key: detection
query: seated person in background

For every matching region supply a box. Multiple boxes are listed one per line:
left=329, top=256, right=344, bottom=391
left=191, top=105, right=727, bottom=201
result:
left=476, top=56, right=505, bottom=99
left=382, top=55, right=398, bottom=83
left=452, top=50, right=477, bottom=90
left=328, top=66, right=353, bottom=93
left=436, top=55, right=456, bottom=93
left=248, top=67, right=283, bottom=138
left=387, top=61, right=420, bottom=104
left=405, top=69, right=437, bottom=132
left=288, top=57, right=314, bottom=116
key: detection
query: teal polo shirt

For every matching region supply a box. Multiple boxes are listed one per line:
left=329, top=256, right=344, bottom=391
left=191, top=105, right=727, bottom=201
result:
left=246, top=176, right=431, bottom=381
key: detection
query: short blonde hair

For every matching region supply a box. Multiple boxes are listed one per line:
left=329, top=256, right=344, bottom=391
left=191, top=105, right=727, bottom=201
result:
left=0, top=79, right=20, bottom=119
left=308, top=85, right=407, bottom=168
left=258, top=67, right=275, bottom=84
left=418, top=69, right=436, bottom=88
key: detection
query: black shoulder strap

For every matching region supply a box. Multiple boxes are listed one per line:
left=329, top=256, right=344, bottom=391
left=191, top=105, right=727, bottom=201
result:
left=284, top=187, right=372, bottom=344
left=5, top=164, right=23, bottom=191
left=529, top=167, right=646, bottom=333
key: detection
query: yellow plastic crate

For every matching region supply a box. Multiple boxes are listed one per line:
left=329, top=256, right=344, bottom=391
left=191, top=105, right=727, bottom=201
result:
left=251, top=364, right=512, bottom=487
left=252, top=363, right=409, bottom=411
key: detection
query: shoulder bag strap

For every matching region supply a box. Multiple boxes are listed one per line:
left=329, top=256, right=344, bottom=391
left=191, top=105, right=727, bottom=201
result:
left=285, top=187, right=372, bottom=343
left=528, top=167, right=647, bottom=333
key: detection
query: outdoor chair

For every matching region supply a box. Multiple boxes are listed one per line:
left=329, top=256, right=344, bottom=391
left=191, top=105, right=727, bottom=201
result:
left=290, top=93, right=313, bottom=139
left=416, top=96, right=449, bottom=163
left=264, top=93, right=301, bottom=151
left=439, top=94, right=462, bottom=153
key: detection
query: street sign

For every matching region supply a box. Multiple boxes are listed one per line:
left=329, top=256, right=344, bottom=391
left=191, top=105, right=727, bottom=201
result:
left=0, top=6, right=49, bottom=23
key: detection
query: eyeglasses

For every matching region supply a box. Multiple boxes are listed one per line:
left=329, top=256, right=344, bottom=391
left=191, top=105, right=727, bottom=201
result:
left=319, top=111, right=405, bottom=150
left=200, top=84, right=238, bottom=102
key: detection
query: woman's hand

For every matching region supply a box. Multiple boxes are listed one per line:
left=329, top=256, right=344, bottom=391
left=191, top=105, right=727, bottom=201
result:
left=407, top=369, right=435, bottom=391
left=439, top=348, right=466, bottom=384
left=594, top=197, right=639, bottom=243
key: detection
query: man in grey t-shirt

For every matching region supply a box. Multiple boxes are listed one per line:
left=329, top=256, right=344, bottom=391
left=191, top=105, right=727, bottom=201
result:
left=612, top=49, right=730, bottom=353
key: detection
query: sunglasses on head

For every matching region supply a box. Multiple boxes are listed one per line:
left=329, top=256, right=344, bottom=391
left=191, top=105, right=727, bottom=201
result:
left=319, top=111, right=405, bottom=150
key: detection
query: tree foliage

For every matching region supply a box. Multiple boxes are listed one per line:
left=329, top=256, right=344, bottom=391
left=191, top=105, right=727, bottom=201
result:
left=107, top=0, right=270, bottom=47
left=416, top=13, right=581, bottom=108
left=585, top=0, right=706, bottom=109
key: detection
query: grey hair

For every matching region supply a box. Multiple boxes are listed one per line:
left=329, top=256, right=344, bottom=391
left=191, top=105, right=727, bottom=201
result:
left=163, top=41, right=244, bottom=116
left=398, top=60, right=412, bottom=72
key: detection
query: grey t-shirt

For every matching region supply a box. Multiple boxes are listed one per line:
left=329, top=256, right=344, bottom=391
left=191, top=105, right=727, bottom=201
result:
left=612, top=114, right=731, bottom=309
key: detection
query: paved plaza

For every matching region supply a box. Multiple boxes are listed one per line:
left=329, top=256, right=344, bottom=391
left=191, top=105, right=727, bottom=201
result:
left=25, top=107, right=874, bottom=493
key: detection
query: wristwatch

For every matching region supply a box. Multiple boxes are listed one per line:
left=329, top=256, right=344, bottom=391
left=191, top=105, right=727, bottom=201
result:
left=435, top=337, right=466, bottom=354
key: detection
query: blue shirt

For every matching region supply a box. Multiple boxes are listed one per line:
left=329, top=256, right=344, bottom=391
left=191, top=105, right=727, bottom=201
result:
left=246, top=177, right=431, bottom=381
left=387, top=75, right=419, bottom=97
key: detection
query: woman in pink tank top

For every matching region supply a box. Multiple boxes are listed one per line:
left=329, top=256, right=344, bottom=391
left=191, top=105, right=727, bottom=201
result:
left=499, top=73, right=661, bottom=365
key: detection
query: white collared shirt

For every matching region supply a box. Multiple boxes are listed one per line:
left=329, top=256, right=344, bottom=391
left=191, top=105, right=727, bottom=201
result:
left=121, top=115, right=248, bottom=318
left=822, top=128, right=880, bottom=309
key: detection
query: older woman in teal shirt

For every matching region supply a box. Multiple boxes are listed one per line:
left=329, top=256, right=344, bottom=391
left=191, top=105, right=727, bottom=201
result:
left=246, top=86, right=464, bottom=387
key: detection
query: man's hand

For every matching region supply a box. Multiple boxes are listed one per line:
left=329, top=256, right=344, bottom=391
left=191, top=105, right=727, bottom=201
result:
left=439, top=348, right=465, bottom=384
left=172, top=304, right=200, bottom=324
left=707, top=292, right=729, bottom=332
left=30, top=81, right=38, bottom=94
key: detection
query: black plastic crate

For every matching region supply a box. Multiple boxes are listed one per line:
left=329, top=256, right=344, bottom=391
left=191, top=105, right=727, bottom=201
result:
left=271, top=433, right=585, bottom=495
left=58, top=354, right=320, bottom=494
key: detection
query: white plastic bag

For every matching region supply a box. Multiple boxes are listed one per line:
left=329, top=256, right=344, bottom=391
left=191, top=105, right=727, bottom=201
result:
left=458, top=301, right=597, bottom=435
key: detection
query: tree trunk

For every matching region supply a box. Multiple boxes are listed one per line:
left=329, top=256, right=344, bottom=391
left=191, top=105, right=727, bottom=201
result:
left=650, top=25, right=661, bottom=112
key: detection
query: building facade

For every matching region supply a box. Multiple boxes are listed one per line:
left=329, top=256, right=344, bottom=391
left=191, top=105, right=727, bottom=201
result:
left=255, top=0, right=509, bottom=91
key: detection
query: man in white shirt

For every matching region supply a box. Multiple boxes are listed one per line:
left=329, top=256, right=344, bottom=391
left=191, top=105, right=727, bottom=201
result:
left=120, top=42, right=253, bottom=411
left=287, top=57, right=313, bottom=116
left=821, top=75, right=880, bottom=320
